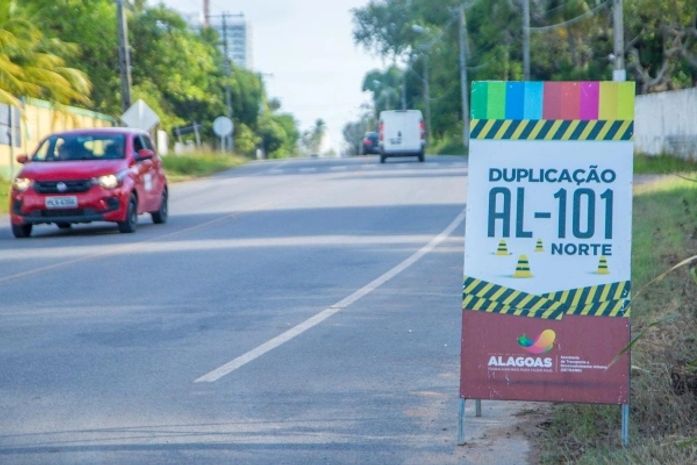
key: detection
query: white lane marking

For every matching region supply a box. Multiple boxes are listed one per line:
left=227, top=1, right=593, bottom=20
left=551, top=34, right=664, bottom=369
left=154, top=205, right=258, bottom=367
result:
left=269, top=169, right=284, bottom=174
left=329, top=166, right=348, bottom=171
left=194, top=209, right=466, bottom=383
left=298, top=167, right=317, bottom=173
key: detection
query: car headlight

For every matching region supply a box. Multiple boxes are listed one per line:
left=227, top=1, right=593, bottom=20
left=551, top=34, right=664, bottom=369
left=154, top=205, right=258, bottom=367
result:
left=94, top=174, right=120, bottom=189
left=12, top=177, right=33, bottom=192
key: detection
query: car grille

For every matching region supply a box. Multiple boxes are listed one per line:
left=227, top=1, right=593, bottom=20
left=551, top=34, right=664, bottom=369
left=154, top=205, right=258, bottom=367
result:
left=34, top=180, right=92, bottom=194
left=39, top=209, right=84, bottom=218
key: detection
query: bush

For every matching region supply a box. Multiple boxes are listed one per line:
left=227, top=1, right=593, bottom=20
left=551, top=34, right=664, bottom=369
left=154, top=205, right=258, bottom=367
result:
left=162, top=152, right=247, bottom=181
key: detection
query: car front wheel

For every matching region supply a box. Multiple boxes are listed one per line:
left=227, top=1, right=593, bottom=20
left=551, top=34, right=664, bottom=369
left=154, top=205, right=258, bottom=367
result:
left=12, top=223, right=32, bottom=238
left=151, top=189, right=168, bottom=224
left=118, top=194, right=138, bottom=233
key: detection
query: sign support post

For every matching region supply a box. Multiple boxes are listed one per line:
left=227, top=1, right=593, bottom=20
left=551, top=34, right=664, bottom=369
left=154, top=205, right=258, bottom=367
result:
left=459, top=80, right=635, bottom=447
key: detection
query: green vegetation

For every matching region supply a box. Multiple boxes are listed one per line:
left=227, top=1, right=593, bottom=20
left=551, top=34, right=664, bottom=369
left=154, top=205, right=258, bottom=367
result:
left=634, top=154, right=697, bottom=174
left=0, top=177, right=9, bottom=214
left=537, top=178, right=697, bottom=464
left=1, top=0, right=299, bottom=158
left=346, top=0, right=697, bottom=152
left=0, top=0, right=90, bottom=105
left=162, top=153, right=247, bottom=182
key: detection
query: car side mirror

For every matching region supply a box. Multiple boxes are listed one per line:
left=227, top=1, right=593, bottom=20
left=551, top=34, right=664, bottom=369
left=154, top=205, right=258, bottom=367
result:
left=137, top=149, right=155, bottom=161
left=16, top=154, right=29, bottom=164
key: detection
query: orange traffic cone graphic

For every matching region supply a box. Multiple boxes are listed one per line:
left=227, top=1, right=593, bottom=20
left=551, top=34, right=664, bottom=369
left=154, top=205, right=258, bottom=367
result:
left=513, top=255, right=533, bottom=278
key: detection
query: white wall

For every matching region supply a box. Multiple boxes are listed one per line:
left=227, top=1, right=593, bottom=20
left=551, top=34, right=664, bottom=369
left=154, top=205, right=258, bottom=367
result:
left=635, top=87, right=697, bottom=159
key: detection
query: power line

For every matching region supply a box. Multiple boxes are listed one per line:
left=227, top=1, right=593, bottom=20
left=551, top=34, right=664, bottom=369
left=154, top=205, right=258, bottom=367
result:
left=528, top=0, right=610, bottom=33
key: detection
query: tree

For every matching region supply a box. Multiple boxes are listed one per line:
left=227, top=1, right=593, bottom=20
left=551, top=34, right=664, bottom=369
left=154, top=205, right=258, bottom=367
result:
left=362, top=67, right=403, bottom=114
left=303, top=119, right=326, bottom=155
left=352, top=0, right=697, bottom=151
left=343, top=111, right=375, bottom=156
left=0, top=0, right=91, bottom=105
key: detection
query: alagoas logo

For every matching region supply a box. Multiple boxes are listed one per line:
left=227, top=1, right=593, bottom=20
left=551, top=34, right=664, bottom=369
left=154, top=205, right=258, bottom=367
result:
left=517, top=329, right=556, bottom=354
left=487, top=330, right=556, bottom=369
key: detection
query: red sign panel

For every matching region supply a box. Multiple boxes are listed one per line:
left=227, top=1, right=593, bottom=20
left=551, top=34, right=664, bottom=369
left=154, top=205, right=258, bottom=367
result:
left=460, top=312, right=629, bottom=404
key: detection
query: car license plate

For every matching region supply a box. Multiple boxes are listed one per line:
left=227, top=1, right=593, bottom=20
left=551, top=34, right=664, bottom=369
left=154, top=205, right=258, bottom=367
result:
left=45, top=196, right=78, bottom=209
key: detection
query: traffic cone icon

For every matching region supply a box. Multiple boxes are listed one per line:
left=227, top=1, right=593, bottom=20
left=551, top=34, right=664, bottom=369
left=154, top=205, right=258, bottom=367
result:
left=534, top=239, right=544, bottom=253
left=513, top=255, right=533, bottom=278
left=597, top=256, right=610, bottom=275
left=495, top=240, right=510, bottom=256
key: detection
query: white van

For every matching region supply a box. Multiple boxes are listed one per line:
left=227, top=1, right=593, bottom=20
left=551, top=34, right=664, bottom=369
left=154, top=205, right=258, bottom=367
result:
left=378, top=110, right=426, bottom=163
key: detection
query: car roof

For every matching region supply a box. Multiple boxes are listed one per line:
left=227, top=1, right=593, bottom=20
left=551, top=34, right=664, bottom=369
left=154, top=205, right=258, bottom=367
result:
left=49, top=127, right=148, bottom=137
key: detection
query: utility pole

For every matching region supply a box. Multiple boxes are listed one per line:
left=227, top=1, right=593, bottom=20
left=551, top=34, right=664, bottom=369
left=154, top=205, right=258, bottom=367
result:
left=522, top=0, right=530, bottom=80
left=401, top=57, right=410, bottom=110
left=221, top=12, right=234, bottom=150
left=423, top=54, right=432, bottom=141
left=116, top=0, right=132, bottom=113
left=458, top=4, right=470, bottom=150
left=203, top=0, right=210, bottom=27
left=612, top=0, right=626, bottom=81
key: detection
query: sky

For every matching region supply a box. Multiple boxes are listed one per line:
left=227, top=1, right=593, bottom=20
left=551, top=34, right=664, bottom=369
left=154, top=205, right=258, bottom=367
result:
left=159, top=0, right=384, bottom=154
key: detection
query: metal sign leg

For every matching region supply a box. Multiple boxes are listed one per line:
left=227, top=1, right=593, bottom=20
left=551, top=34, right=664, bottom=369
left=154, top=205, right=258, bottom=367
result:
left=457, top=398, right=466, bottom=445
left=621, top=404, right=629, bottom=447
left=475, top=399, right=482, bottom=417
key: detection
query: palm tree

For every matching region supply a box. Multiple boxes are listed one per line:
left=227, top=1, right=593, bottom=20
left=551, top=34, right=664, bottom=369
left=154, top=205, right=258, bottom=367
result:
left=309, top=118, right=326, bottom=153
left=0, top=0, right=91, bottom=105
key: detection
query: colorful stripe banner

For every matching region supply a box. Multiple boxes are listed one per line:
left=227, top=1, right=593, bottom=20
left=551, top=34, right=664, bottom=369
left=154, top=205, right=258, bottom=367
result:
left=471, top=81, right=635, bottom=122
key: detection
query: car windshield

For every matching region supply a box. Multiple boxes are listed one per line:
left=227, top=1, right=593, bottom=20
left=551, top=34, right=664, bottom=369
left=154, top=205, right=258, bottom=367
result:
left=32, top=134, right=126, bottom=162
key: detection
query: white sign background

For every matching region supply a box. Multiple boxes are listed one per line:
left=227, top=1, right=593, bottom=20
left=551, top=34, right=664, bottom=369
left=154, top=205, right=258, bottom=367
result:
left=464, top=140, right=633, bottom=294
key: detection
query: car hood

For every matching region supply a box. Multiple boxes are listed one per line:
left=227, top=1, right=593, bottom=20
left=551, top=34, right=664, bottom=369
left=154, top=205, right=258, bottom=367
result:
left=18, top=160, right=129, bottom=181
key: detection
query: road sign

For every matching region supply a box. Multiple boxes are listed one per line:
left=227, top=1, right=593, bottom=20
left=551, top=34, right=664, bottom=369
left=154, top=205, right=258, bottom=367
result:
left=459, top=81, right=635, bottom=445
left=121, top=99, right=160, bottom=131
left=213, top=116, right=233, bottom=137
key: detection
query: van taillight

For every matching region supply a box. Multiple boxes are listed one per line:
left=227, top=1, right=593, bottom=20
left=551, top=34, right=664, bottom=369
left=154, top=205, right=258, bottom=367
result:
left=419, top=119, right=426, bottom=139
left=379, top=122, right=384, bottom=140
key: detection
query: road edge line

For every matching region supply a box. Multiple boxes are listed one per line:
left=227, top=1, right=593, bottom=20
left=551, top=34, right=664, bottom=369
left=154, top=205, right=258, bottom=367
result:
left=194, top=209, right=466, bottom=383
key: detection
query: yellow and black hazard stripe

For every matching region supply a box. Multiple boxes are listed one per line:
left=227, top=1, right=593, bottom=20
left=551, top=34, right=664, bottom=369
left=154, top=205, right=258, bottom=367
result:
left=463, top=276, right=558, bottom=311
left=469, top=119, right=634, bottom=141
left=462, top=295, right=565, bottom=320
left=542, top=281, right=630, bottom=307
left=565, top=299, right=629, bottom=318
left=462, top=276, right=631, bottom=319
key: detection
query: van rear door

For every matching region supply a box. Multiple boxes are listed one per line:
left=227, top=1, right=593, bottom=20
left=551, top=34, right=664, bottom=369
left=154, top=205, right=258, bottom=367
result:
left=381, top=110, right=422, bottom=154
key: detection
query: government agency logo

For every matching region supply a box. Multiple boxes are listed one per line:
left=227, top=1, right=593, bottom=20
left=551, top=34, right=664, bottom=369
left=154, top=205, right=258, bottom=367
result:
left=517, top=329, right=556, bottom=355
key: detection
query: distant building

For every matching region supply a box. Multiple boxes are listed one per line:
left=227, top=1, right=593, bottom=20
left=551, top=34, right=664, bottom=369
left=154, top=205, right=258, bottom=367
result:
left=182, top=11, right=253, bottom=70
left=214, top=15, right=253, bottom=70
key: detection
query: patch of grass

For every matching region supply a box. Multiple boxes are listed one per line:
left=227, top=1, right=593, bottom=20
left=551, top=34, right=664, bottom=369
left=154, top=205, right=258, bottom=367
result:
left=537, top=178, right=697, bottom=465
left=634, top=153, right=697, bottom=174
left=162, top=152, right=247, bottom=182
left=0, top=177, right=9, bottom=214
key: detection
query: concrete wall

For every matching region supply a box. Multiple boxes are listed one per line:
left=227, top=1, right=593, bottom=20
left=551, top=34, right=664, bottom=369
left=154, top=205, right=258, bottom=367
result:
left=0, top=98, right=115, bottom=179
left=635, top=87, right=697, bottom=159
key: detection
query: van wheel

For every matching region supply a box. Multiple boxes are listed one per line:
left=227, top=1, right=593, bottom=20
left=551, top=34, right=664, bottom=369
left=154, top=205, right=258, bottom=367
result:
left=12, top=223, right=32, bottom=238
left=118, top=195, right=138, bottom=233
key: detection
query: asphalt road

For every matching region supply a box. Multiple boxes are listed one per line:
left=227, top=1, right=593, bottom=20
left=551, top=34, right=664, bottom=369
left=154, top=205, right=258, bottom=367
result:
left=0, top=155, right=530, bottom=465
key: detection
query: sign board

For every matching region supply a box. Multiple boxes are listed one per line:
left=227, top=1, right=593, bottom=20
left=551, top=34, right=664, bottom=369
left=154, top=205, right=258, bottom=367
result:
left=213, top=116, right=234, bottom=137
left=121, top=99, right=160, bottom=131
left=460, top=81, right=634, bottom=406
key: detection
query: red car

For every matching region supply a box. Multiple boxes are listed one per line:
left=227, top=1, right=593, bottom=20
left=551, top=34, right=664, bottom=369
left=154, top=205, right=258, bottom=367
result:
left=10, top=128, right=168, bottom=238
